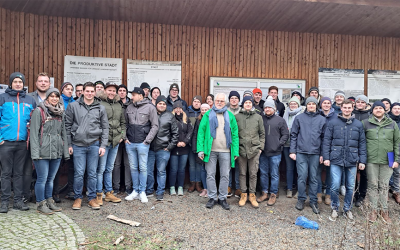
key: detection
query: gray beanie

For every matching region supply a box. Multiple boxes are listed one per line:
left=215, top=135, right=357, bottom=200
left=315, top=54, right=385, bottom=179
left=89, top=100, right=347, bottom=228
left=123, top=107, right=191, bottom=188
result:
left=335, top=90, right=346, bottom=98
left=355, top=95, right=369, bottom=104
left=263, top=96, right=276, bottom=110
left=46, top=88, right=60, bottom=99
left=305, top=96, right=319, bottom=106
left=243, top=90, right=254, bottom=98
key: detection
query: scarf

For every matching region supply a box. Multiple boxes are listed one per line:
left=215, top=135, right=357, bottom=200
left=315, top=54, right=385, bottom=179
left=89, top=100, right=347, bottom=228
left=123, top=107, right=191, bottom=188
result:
left=61, top=93, right=75, bottom=109
left=175, top=113, right=183, bottom=122
left=283, top=106, right=303, bottom=130
left=209, top=105, right=231, bottom=149
left=40, top=100, right=64, bottom=117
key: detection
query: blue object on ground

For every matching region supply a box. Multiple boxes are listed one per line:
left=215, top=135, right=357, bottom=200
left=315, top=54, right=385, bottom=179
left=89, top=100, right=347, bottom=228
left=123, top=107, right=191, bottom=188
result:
left=295, top=216, right=319, bottom=230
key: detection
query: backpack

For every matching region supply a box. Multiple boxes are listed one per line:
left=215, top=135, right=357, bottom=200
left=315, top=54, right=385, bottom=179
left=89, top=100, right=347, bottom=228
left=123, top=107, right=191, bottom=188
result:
left=26, top=107, right=46, bottom=148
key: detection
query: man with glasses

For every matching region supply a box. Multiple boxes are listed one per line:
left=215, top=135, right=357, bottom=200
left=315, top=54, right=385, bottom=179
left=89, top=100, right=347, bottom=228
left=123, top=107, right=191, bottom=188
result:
left=166, top=83, right=188, bottom=112
left=74, top=84, right=83, bottom=100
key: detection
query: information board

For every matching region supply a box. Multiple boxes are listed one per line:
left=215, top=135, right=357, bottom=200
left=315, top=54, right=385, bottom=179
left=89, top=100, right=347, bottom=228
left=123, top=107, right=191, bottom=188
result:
left=318, top=68, right=364, bottom=99
left=368, top=70, right=400, bottom=103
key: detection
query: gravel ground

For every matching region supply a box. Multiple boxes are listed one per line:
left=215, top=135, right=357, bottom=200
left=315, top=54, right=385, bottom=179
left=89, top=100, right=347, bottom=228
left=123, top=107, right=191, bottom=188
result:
left=59, top=187, right=400, bottom=250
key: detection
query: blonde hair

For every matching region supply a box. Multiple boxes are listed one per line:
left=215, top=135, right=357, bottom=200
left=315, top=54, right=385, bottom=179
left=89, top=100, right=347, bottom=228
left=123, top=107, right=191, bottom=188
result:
left=172, top=110, right=188, bottom=124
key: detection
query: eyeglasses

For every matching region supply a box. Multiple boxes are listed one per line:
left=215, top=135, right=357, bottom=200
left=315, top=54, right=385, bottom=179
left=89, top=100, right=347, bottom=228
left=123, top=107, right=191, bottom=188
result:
left=215, top=100, right=225, bottom=103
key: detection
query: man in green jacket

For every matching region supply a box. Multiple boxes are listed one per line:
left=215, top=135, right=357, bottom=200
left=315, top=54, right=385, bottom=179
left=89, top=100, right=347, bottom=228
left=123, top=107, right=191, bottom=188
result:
left=363, top=101, right=400, bottom=224
left=197, top=93, right=239, bottom=210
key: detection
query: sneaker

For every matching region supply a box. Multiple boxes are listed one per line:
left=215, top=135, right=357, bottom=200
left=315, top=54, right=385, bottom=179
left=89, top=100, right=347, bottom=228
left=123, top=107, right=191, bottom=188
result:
left=170, top=187, right=176, bottom=196
left=53, top=195, right=61, bottom=203
left=46, top=198, right=62, bottom=212
left=88, top=199, right=100, bottom=210
left=0, top=203, right=8, bottom=213
left=178, top=186, right=184, bottom=196
left=257, top=191, right=269, bottom=203
left=146, top=192, right=154, bottom=198
left=139, top=192, right=148, bottom=203
left=355, top=197, right=364, bottom=207
left=344, top=210, right=355, bottom=222
left=206, top=198, right=217, bottom=209
left=156, top=194, right=164, bottom=201
left=329, top=209, right=338, bottom=221
left=36, top=200, right=54, bottom=215
left=286, top=190, right=293, bottom=198
left=234, top=189, right=242, bottom=198
left=125, top=190, right=139, bottom=201
left=72, top=198, right=82, bottom=210
left=219, top=199, right=230, bottom=210
left=13, top=200, right=29, bottom=211
left=295, top=200, right=305, bottom=211
left=340, top=185, right=346, bottom=196
left=227, top=187, right=233, bottom=198
left=310, top=203, right=320, bottom=214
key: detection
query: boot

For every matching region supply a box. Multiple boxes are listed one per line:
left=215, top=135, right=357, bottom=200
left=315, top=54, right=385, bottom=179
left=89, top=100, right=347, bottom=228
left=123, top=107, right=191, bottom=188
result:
left=249, top=193, right=259, bottom=208
left=256, top=191, right=268, bottom=203
left=317, top=193, right=323, bottom=204
left=238, top=193, right=247, bottom=207
left=195, top=182, right=203, bottom=193
left=368, top=210, right=378, bottom=223
left=96, top=193, right=103, bottom=206
left=46, top=198, right=62, bottom=212
left=88, top=199, right=100, bottom=210
left=105, top=191, right=121, bottom=203
left=188, top=182, right=196, bottom=193
left=235, top=189, right=242, bottom=198
left=37, top=200, right=54, bottom=215
left=380, top=210, right=392, bottom=224
left=324, top=194, right=331, bottom=205
left=267, top=193, right=277, bottom=206
left=392, top=192, right=400, bottom=204
left=72, top=198, right=82, bottom=210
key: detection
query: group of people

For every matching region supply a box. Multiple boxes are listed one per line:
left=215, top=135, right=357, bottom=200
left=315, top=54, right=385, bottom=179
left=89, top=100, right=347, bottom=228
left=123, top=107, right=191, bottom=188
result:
left=0, top=71, right=399, bottom=224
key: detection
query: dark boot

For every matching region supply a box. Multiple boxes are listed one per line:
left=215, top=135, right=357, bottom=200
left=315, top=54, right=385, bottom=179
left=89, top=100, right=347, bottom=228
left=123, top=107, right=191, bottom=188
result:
left=0, top=203, right=8, bottom=213
left=206, top=198, right=217, bottom=209
left=295, top=200, right=305, bottom=211
left=195, top=182, right=203, bottom=193
left=310, top=203, right=320, bottom=214
left=37, top=200, right=54, bottom=215
left=13, top=200, right=29, bottom=211
left=188, top=182, right=196, bottom=193
left=47, top=198, right=62, bottom=212
left=219, top=199, right=230, bottom=210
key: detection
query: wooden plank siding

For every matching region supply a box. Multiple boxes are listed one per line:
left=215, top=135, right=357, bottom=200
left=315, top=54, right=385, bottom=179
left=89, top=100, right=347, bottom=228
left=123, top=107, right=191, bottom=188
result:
left=0, top=8, right=400, bottom=102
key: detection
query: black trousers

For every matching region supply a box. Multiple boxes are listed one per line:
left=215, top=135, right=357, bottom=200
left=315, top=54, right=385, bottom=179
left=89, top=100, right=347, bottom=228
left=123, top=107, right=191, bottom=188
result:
left=355, top=169, right=368, bottom=200
left=22, top=146, right=33, bottom=200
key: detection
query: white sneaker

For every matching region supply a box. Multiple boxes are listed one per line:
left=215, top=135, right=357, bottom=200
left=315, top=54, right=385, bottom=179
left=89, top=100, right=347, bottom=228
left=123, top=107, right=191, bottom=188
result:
left=329, top=209, right=338, bottom=222
left=125, top=191, right=139, bottom=201
left=139, top=192, right=148, bottom=203
left=340, top=186, right=346, bottom=196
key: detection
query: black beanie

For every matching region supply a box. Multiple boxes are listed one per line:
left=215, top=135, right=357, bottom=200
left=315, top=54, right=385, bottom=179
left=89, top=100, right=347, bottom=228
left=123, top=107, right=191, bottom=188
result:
left=118, top=84, right=128, bottom=92
left=229, top=91, right=240, bottom=101
left=140, top=82, right=151, bottom=90
left=9, top=72, right=26, bottom=88
left=156, top=95, right=167, bottom=105
left=381, top=98, right=392, bottom=106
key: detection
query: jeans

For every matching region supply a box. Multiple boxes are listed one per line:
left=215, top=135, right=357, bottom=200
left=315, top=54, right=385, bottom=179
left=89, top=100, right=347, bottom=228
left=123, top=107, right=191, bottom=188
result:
left=389, top=166, right=400, bottom=193
left=189, top=150, right=202, bottom=182
left=367, top=163, right=393, bottom=211
left=72, top=141, right=100, bottom=201
left=317, top=164, right=331, bottom=195
left=296, top=153, right=319, bottom=204
left=238, top=152, right=260, bottom=193
left=330, top=165, right=357, bottom=212
left=147, top=149, right=171, bottom=195
left=169, top=154, right=189, bottom=187
left=201, top=163, right=207, bottom=189
left=205, top=151, right=231, bottom=200
left=34, top=159, right=61, bottom=202
left=0, top=141, right=28, bottom=203
left=126, top=142, right=150, bottom=193
left=113, top=142, right=132, bottom=191
left=283, top=147, right=296, bottom=190
left=259, top=154, right=281, bottom=194
left=228, top=160, right=240, bottom=189
left=97, top=144, right=119, bottom=193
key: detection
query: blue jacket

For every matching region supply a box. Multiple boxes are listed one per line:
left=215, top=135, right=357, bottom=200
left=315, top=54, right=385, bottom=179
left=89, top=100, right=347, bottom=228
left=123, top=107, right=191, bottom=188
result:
left=62, top=93, right=75, bottom=110
left=320, top=108, right=336, bottom=123
left=0, top=88, right=36, bottom=143
left=290, top=110, right=326, bottom=155
left=166, top=95, right=188, bottom=112
left=186, top=105, right=201, bottom=125
left=322, top=114, right=367, bottom=167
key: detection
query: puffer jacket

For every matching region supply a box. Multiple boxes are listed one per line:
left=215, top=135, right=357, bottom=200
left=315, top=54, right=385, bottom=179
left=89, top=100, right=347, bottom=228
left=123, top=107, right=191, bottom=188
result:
left=65, top=96, right=109, bottom=148
left=98, top=92, right=126, bottom=147
left=353, top=105, right=371, bottom=121
left=187, top=105, right=201, bottom=127
left=322, top=114, right=367, bottom=167
left=363, top=114, right=400, bottom=164
left=262, top=113, right=289, bottom=157
left=166, top=95, right=188, bottom=112
left=235, top=108, right=265, bottom=159
left=150, top=111, right=179, bottom=152
left=332, top=102, right=341, bottom=114
left=30, top=103, right=69, bottom=160
left=125, top=98, right=159, bottom=144
left=171, top=113, right=193, bottom=155
left=320, top=107, right=336, bottom=122
left=290, top=110, right=326, bottom=155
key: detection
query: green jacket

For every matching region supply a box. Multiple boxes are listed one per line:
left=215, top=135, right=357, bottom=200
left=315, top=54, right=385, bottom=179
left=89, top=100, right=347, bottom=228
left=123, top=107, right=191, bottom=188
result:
left=99, top=93, right=126, bottom=147
left=30, top=104, right=69, bottom=160
left=197, top=109, right=239, bottom=168
left=362, top=114, right=400, bottom=164
left=235, top=108, right=265, bottom=159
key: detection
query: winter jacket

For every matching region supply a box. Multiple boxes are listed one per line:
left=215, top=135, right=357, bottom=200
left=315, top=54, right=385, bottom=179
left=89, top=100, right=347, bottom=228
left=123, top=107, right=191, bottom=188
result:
left=27, top=90, right=44, bottom=105
left=150, top=111, right=179, bottom=152
left=65, top=96, right=109, bottom=148
left=235, top=108, right=265, bottom=159
left=171, top=113, right=193, bottom=155
left=353, top=105, right=371, bottom=122
left=362, top=114, right=400, bottom=164
left=322, top=114, right=367, bottom=167
left=187, top=105, right=201, bottom=126
left=227, top=105, right=241, bottom=115
left=283, top=106, right=304, bottom=147
left=98, top=93, right=126, bottom=148
left=262, top=113, right=289, bottom=157
left=197, top=110, right=239, bottom=168
left=0, top=88, right=36, bottom=143
left=166, top=95, right=188, bottom=112
left=62, top=93, right=75, bottom=110
left=389, top=112, right=400, bottom=128
left=255, top=99, right=265, bottom=111
left=290, top=110, right=326, bottom=155
left=125, top=98, right=159, bottom=145
left=30, top=103, right=69, bottom=160
left=119, top=97, right=131, bottom=108
left=320, top=108, right=336, bottom=123
left=332, top=102, right=341, bottom=114
left=275, top=97, right=285, bottom=117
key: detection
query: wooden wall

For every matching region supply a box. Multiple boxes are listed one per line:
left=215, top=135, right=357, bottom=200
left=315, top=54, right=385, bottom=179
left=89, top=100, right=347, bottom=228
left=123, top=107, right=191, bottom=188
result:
left=1, top=7, right=400, bottom=102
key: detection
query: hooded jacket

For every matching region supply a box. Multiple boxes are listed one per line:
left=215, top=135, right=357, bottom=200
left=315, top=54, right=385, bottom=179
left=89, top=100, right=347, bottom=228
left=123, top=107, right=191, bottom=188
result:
left=166, top=95, right=188, bottom=112
left=125, top=98, right=159, bottom=144
left=290, top=110, right=326, bottom=155
left=322, top=114, right=367, bottom=167
left=187, top=105, right=201, bottom=125
left=262, top=112, right=289, bottom=157
left=98, top=92, right=126, bottom=147
left=62, top=93, right=75, bottom=110
left=353, top=105, right=371, bottom=122
left=320, top=107, right=336, bottom=122
left=0, top=88, right=36, bottom=143
left=65, top=96, right=109, bottom=148
left=235, top=108, right=265, bottom=159
left=150, top=111, right=179, bottom=152
left=332, top=102, right=341, bottom=114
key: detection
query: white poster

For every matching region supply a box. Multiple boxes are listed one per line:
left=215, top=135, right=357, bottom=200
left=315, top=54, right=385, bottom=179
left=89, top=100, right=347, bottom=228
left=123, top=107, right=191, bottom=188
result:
left=64, top=56, right=123, bottom=88
left=318, top=68, right=364, bottom=100
left=368, top=70, right=400, bottom=103
left=127, top=60, right=181, bottom=95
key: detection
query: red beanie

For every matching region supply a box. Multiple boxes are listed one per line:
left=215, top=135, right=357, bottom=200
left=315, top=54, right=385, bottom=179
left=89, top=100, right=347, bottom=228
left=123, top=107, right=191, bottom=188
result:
left=253, top=88, right=262, bottom=95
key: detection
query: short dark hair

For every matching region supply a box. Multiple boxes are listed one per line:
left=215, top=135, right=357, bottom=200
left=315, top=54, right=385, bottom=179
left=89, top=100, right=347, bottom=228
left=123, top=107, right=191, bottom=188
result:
left=75, top=83, right=84, bottom=88
left=83, top=82, right=95, bottom=90
left=341, top=99, right=353, bottom=106
left=207, top=94, right=214, bottom=100
left=268, top=86, right=278, bottom=93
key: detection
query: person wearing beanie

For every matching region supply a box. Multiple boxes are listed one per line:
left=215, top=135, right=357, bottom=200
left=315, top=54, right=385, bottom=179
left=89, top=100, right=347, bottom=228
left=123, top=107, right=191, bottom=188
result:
left=257, top=96, right=288, bottom=206
left=243, top=90, right=254, bottom=98
left=166, top=83, right=188, bottom=112
left=74, top=83, right=84, bottom=101
left=0, top=72, right=36, bottom=213
left=381, top=98, right=392, bottom=113
left=187, top=95, right=203, bottom=193
left=253, top=88, right=265, bottom=110
left=206, top=94, right=214, bottom=108
left=282, top=96, right=304, bottom=198
left=140, top=82, right=151, bottom=99
left=388, top=102, right=400, bottom=204
left=117, top=84, right=130, bottom=105
left=30, top=88, right=69, bottom=215
left=362, top=101, right=400, bottom=224
left=146, top=95, right=179, bottom=201
left=124, top=83, right=159, bottom=203
left=332, top=91, right=346, bottom=114
left=243, top=91, right=262, bottom=114
left=289, top=96, right=327, bottom=214
left=28, top=72, right=51, bottom=105
left=94, top=81, right=105, bottom=93
left=268, top=86, right=285, bottom=117
left=235, top=94, right=265, bottom=209
left=227, top=91, right=241, bottom=116
left=150, top=87, right=161, bottom=106
left=291, top=90, right=305, bottom=106
left=308, top=87, right=320, bottom=101
left=61, top=82, right=75, bottom=110
left=348, top=96, right=356, bottom=104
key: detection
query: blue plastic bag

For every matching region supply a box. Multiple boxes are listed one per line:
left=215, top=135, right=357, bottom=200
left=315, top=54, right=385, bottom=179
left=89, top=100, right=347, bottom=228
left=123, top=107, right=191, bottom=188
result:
left=295, top=216, right=319, bottom=230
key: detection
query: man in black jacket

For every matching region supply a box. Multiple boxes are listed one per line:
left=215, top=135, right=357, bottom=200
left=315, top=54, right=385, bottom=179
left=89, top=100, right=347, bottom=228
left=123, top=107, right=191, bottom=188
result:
left=146, top=96, right=179, bottom=201
left=268, top=86, right=285, bottom=117
left=389, top=102, right=400, bottom=204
